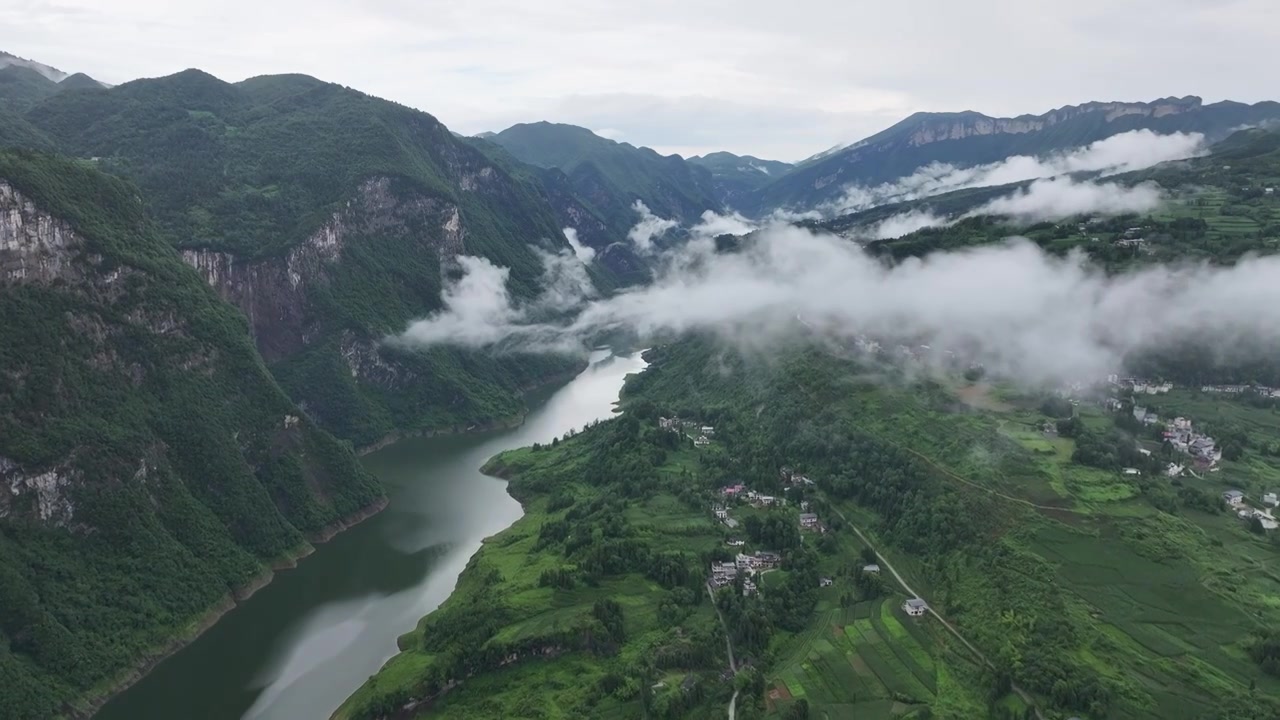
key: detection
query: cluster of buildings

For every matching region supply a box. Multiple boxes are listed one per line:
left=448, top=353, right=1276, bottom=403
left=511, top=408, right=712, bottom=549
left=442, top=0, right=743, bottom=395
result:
left=658, top=417, right=717, bottom=448
left=1201, top=384, right=1280, bottom=399
left=1107, top=375, right=1174, bottom=395
left=1162, top=416, right=1222, bottom=467
left=1223, top=490, right=1280, bottom=531
left=708, top=551, right=783, bottom=596
left=718, top=484, right=785, bottom=509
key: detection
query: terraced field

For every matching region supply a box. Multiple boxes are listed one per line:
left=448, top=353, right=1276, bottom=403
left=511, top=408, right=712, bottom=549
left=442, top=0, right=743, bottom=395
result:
left=767, top=599, right=939, bottom=719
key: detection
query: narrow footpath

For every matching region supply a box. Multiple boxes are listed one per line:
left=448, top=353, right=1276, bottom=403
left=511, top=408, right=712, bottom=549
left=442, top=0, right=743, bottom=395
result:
left=706, top=583, right=739, bottom=720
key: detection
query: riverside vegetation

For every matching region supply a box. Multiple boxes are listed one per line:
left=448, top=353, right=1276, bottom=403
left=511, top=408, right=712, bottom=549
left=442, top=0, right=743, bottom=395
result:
left=344, top=334, right=1280, bottom=720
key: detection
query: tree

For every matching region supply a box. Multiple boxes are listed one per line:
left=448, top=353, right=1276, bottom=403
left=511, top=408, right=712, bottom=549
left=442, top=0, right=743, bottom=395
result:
left=785, top=698, right=811, bottom=719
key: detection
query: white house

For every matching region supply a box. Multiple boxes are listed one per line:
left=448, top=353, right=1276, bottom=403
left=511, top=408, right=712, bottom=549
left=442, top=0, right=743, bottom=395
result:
left=1223, top=490, right=1245, bottom=506
left=903, top=598, right=928, bottom=617
left=1263, top=492, right=1278, bottom=508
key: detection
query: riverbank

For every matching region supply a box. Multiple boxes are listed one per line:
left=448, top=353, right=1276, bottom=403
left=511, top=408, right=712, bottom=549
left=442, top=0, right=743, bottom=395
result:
left=355, top=362, right=590, bottom=457
left=74, top=495, right=391, bottom=720
left=331, top=420, right=725, bottom=720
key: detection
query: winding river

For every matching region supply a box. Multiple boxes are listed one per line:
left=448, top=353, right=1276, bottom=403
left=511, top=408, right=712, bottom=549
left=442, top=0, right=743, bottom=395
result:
left=96, top=348, right=647, bottom=720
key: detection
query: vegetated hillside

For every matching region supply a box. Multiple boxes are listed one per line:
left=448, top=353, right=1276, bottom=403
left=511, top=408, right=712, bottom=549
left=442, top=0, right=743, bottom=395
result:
left=463, top=135, right=654, bottom=288
left=487, top=122, right=724, bottom=235
left=0, top=150, right=383, bottom=720
left=341, top=328, right=1280, bottom=719
left=818, top=126, right=1280, bottom=265
left=1, top=69, right=591, bottom=447
left=752, top=96, right=1280, bottom=215
left=686, top=151, right=792, bottom=208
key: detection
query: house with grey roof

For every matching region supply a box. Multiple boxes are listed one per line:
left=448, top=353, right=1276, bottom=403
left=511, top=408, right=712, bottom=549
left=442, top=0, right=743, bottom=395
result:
left=903, top=598, right=928, bottom=616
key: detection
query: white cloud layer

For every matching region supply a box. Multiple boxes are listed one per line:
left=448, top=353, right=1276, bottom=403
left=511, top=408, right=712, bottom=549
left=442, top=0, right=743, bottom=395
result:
left=825, top=129, right=1207, bottom=216
left=395, top=221, right=1280, bottom=387
left=562, top=227, right=595, bottom=263
left=626, top=200, right=678, bottom=252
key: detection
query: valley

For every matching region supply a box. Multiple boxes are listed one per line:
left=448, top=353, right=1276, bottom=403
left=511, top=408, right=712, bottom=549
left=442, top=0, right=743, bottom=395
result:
left=2, top=38, right=1280, bottom=720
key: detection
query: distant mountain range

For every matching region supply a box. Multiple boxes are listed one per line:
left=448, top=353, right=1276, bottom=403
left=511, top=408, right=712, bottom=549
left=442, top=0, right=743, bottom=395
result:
left=746, top=96, right=1280, bottom=214
left=469, top=96, right=1280, bottom=221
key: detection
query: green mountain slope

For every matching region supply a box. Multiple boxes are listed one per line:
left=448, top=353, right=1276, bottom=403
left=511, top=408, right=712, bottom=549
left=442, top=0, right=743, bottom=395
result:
left=4, top=70, right=589, bottom=447
left=0, top=150, right=383, bottom=720
left=753, top=96, right=1280, bottom=215
left=487, top=122, right=723, bottom=234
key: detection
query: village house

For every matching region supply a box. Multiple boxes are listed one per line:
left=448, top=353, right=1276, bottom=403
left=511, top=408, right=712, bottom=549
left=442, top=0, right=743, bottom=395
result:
left=1263, top=492, right=1279, bottom=508
left=903, top=598, right=929, bottom=617
left=1166, top=463, right=1184, bottom=478
left=720, top=483, right=746, bottom=498
left=819, top=577, right=833, bottom=587
left=1223, top=490, right=1245, bottom=506
left=863, top=564, right=881, bottom=574
left=1123, top=468, right=1141, bottom=476
left=701, top=425, right=715, bottom=437
left=726, top=538, right=745, bottom=547
left=709, top=561, right=738, bottom=588
left=799, top=512, right=822, bottom=531
left=754, top=551, right=781, bottom=569
left=659, top=416, right=680, bottom=431
left=712, top=505, right=728, bottom=521
left=743, top=577, right=758, bottom=596
left=694, top=435, right=711, bottom=448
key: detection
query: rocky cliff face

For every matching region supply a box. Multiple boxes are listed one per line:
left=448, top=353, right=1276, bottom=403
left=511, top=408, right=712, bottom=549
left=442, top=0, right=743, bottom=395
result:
left=181, top=177, right=464, bottom=362
left=900, top=97, right=1204, bottom=148
left=0, top=151, right=383, bottom=719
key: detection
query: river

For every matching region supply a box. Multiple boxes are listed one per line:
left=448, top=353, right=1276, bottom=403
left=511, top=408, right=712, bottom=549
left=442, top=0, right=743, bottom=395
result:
left=96, top=348, right=647, bottom=720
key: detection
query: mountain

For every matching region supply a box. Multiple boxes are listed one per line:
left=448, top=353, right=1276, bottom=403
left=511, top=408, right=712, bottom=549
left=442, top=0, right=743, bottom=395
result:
left=0, top=149, right=384, bottom=720
left=750, top=96, right=1280, bottom=214
left=485, top=122, right=723, bottom=236
left=3, top=69, right=590, bottom=448
left=0, top=52, right=106, bottom=113
left=687, top=151, right=791, bottom=207
left=0, top=51, right=71, bottom=83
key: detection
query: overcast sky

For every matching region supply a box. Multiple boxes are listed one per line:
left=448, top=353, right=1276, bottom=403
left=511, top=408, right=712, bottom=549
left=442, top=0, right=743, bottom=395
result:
left=4, top=0, right=1277, bottom=161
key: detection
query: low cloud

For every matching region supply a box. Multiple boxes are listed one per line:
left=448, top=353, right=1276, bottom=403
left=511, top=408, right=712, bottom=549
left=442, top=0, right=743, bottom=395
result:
left=626, top=200, right=678, bottom=252
left=844, top=177, right=1164, bottom=240
left=821, top=129, right=1206, bottom=217
left=395, top=224, right=1280, bottom=387
left=969, top=177, right=1164, bottom=222
left=394, top=247, right=595, bottom=353
left=863, top=209, right=949, bottom=240
left=690, top=209, right=757, bottom=238
left=562, top=227, right=596, bottom=263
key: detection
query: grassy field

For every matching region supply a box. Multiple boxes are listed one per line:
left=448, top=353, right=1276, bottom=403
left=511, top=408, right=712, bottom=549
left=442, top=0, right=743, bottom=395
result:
left=765, top=598, right=981, bottom=719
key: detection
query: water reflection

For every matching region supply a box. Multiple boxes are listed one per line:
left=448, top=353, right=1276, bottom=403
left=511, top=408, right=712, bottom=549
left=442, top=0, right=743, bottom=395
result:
left=96, top=349, right=646, bottom=720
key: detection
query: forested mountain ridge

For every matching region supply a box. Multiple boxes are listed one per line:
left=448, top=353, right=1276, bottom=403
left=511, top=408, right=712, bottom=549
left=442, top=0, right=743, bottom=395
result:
left=485, top=121, right=724, bottom=236
left=0, top=68, right=592, bottom=447
left=0, top=51, right=106, bottom=113
left=0, top=150, right=383, bottom=720
left=751, top=96, right=1280, bottom=214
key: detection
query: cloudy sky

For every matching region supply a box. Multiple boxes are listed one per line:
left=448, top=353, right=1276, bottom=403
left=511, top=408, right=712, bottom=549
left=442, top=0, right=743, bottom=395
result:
left=4, top=0, right=1277, bottom=161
